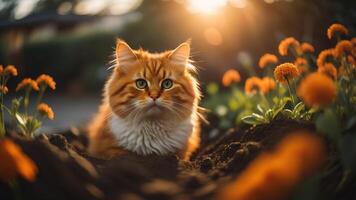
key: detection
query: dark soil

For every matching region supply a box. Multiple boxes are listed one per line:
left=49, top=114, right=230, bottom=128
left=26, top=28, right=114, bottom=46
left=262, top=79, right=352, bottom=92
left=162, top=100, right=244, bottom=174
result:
left=0, top=119, right=346, bottom=200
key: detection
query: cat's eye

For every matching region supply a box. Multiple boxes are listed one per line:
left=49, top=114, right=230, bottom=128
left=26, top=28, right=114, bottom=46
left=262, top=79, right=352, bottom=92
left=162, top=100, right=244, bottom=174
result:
left=135, top=79, right=148, bottom=89
left=161, top=79, right=173, bottom=89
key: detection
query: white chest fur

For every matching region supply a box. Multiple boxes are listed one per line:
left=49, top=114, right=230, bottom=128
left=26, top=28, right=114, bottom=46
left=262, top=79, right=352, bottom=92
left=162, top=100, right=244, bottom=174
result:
left=109, top=114, right=193, bottom=155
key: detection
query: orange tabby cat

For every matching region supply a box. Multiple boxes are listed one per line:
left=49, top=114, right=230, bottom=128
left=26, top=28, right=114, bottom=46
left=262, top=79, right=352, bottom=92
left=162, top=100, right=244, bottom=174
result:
left=87, top=40, right=201, bottom=160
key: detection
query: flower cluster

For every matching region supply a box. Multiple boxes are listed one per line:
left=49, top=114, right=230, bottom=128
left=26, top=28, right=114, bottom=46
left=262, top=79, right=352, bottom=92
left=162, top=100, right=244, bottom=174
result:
left=300, top=42, right=315, bottom=53
left=327, top=23, right=348, bottom=39
left=222, top=69, right=240, bottom=87
left=274, top=63, right=299, bottom=83
left=0, top=65, right=56, bottom=137
left=37, top=103, right=54, bottom=120
left=258, top=53, right=278, bottom=69
left=278, top=37, right=300, bottom=56
left=16, top=78, right=39, bottom=91
left=244, top=76, right=276, bottom=95
left=205, top=22, right=355, bottom=200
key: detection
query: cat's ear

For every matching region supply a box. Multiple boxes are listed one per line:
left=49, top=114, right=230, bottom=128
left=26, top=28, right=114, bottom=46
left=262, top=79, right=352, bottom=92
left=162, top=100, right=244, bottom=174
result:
left=116, top=40, right=137, bottom=69
left=169, top=42, right=191, bottom=65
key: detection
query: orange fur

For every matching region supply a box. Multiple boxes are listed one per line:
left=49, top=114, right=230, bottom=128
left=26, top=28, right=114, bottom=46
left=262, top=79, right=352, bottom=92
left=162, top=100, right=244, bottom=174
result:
left=88, top=40, right=201, bottom=160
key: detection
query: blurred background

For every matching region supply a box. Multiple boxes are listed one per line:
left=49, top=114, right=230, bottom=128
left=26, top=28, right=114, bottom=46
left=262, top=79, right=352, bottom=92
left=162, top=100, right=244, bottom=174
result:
left=0, top=0, right=355, bottom=132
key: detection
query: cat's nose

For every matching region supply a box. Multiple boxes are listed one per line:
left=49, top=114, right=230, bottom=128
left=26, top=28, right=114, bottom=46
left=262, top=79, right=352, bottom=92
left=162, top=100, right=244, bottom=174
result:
left=149, top=91, right=160, bottom=101
left=150, top=95, right=159, bottom=101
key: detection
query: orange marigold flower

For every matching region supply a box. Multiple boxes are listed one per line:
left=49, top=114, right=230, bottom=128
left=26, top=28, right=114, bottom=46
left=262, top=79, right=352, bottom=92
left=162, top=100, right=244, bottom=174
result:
left=347, top=56, right=356, bottom=66
left=218, top=132, right=326, bottom=200
left=0, top=65, right=3, bottom=74
left=260, top=77, right=276, bottom=94
left=334, top=40, right=354, bottom=58
left=4, top=65, right=18, bottom=76
left=36, top=74, right=56, bottom=90
left=0, top=139, right=38, bottom=182
left=16, top=78, right=39, bottom=91
left=274, top=63, right=299, bottom=83
left=37, top=103, right=54, bottom=120
left=318, top=63, right=337, bottom=80
left=300, top=42, right=314, bottom=53
left=294, top=58, right=307, bottom=66
left=278, top=37, right=300, bottom=56
left=222, top=69, right=241, bottom=87
left=258, top=54, right=278, bottom=69
left=294, top=58, right=308, bottom=74
left=316, top=49, right=334, bottom=68
left=297, top=72, right=336, bottom=107
left=245, top=77, right=262, bottom=95
left=327, top=23, right=348, bottom=39
left=0, top=86, right=8, bottom=94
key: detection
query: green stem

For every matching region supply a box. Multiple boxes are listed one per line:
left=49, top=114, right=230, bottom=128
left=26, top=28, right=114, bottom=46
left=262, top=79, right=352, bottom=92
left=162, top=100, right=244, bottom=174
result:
left=260, top=93, right=270, bottom=108
left=24, top=88, right=31, bottom=115
left=36, top=85, right=46, bottom=106
left=286, top=77, right=295, bottom=106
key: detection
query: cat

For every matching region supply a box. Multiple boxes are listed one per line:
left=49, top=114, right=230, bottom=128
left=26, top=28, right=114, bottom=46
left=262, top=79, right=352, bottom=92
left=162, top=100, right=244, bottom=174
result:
left=87, top=40, right=202, bottom=160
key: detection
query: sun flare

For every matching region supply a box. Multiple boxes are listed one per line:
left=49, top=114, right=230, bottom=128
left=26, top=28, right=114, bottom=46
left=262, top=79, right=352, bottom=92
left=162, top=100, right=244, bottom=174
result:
left=187, top=0, right=227, bottom=14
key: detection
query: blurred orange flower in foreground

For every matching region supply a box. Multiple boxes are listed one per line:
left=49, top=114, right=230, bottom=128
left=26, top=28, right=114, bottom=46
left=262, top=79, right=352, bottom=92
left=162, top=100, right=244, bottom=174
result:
left=316, top=49, right=334, bottom=68
left=318, top=63, right=337, bottom=80
left=300, top=42, right=315, bottom=53
left=258, top=54, right=278, bottom=69
left=297, top=72, right=336, bottom=107
left=218, top=132, right=326, bottom=200
left=278, top=37, right=300, bottom=56
left=274, top=63, right=299, bottom=83
left=16, top=78, right=39, bottom=91
left=222, top=69, right=241, bottom=87
left=334, top=40, right=354, bottom=58
left=37, top=103, right=54, bottom=120
left=327, top=23, right=349, bottom=39
left=36, top=74, right=56, bottom=90
left=0, top=139, right=38, bottom=182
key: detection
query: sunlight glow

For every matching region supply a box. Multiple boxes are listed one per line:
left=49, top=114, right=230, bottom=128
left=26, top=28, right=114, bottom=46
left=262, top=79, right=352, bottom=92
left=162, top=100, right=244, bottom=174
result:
left=229, top=0, right=247, bottom=8
left=187, top=0, right=228, bottom=15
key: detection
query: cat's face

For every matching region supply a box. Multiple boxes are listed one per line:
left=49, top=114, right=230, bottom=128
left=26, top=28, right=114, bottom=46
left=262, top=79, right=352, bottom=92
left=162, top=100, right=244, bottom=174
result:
left=106, top=41, right=200, bottom=120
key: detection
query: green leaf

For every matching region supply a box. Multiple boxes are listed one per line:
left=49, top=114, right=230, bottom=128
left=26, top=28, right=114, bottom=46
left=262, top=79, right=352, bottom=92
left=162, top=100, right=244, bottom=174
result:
left=293, top=102, right=305, bottom=114
left=282, top=109, right=293, bottom=118
left=241, top=115, right=263, bottom=125
left=257, top=104, right=264, bottom=114
left=265, top=109, right=274, bottom=120
left=15, top=114, right=26, bottom=126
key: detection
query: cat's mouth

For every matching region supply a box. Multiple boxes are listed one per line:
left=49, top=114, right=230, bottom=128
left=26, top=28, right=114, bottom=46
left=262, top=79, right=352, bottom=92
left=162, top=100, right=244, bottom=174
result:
left=144, top=102, right=164, bottom=113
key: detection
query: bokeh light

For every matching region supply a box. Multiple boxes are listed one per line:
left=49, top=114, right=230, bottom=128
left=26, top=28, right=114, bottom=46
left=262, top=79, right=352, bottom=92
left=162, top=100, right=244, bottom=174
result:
left=204, top=27, right=223, bottom=46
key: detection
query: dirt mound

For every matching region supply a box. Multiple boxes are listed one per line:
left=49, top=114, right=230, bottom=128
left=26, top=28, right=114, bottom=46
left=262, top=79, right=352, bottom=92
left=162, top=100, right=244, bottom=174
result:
left=0, top=120, right=318, bottom=200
